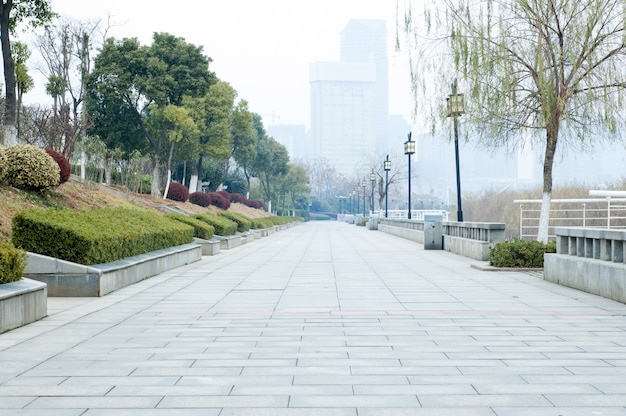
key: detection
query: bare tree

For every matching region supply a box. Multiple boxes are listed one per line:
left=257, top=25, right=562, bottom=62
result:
left=35, top=18, right=100, bottom=158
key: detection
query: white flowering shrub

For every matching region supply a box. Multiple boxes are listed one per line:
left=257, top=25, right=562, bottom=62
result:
left=3, top=144, right=60, bottom=191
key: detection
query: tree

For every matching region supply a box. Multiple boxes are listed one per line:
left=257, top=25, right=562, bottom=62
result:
left=13, top=41, right=32, bottom=140
left=230, top=104, right=256, bottom=192
left=401, top=0, right=626, bottom=242
left=0, top=0, right=54, bottom=145
left=281, top=164, right=310, bottom=213
left=185, top=80, right=234, bottom=191
left=253, top=135, right=290, bottom=205
left=36, top=18, right=100, bottom=158
left=89, top=33, right=214, bottom=196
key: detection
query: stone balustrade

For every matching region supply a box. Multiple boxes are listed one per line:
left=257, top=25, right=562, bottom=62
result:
left=376, top=218, right=505, bottom=261
left=544, top=227, right=626, bottom=303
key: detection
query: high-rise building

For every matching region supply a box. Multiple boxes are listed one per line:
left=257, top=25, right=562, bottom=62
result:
left=310, top=19, right=388, bottom=176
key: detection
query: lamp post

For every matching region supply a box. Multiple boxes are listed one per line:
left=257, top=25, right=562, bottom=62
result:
left=369, top=169, right=375, bottom=213
left=362, top=179, right=367, bottom=216
left=384, top=155, right=391, bottom=218
left=354, top=186, right=360, bottom=215
left=404, top=132, right=415, bottom=219
left=447, top=80, right=465, bottom=222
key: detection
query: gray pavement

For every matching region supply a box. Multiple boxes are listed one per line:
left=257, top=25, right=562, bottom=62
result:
left=1, top=221, right=625, bottom=415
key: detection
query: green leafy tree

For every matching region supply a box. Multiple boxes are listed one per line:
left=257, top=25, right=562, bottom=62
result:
left=0, top=0, right=54, bottom=145
left=401, top=0, right=626, bottom=242
left=253, top=135, right=290, bottom=205
left=89, top=33, right=214, bottom=196
left=281, top=164, right=310, bottom=213
left=185, top=80, right=234, bottom=190
left=230, top=102, right=256, bottom=192
left=146, top=103, right=199, bottom=196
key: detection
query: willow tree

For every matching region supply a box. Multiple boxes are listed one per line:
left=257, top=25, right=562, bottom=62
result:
left=401, top=0, right=626, bottom=242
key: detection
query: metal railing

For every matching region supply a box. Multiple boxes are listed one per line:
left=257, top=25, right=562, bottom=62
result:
left=371, top=209, right=449, bottom=221
left=514, top=193, right=626, bottom=241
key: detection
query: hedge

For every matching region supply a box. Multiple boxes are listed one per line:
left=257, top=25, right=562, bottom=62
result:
left=12, top=207, right=194, bottom=265
left=218, top=212, right=252, bottom=232
left=193, top=213, right=237, bottom=236
left=253, top=216, right=303, bottom=229
left=166, top=213, right=214, bottom=240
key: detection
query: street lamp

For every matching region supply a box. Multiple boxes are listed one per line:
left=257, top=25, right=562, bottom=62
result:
left=354, top=185, right=360, bottom=215
left=404, top=132, right=415, bottom=219
left=384, top=155, right=391, bottom=218
left=369, top=169, right=376, bottom=213
left=362, top=179, right=367, bottom=216
left=447, top=80, right=465, bottom=222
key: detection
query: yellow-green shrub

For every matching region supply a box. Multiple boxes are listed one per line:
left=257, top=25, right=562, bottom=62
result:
left=218, top=212, right=251, bottom=232
left=0, top=242, right=26, bottom=284
left=167, top=213, right=214, bottom=240
left=3, top=144, right=60, bottom=191
left=193, top=213, right=237, bottom=236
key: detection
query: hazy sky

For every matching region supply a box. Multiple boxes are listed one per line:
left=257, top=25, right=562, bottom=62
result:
left=26, top=0, right=415, bottom=130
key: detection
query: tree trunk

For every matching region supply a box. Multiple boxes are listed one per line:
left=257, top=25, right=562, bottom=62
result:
left=537, top=121, right=559, bottom=243
left=0, top=0, right=17, bottom=145
left=151, top=158, right=161, bottom=197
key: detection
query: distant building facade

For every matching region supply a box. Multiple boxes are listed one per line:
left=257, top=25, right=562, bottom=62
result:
left=310, top=19, right=388, bottom=176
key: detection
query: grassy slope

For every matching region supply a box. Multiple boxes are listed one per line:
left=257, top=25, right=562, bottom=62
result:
left=0, top=180, right=272, bottom=244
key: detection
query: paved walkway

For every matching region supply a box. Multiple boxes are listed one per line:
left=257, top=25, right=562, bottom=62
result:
left=1, top=221, right=625, bottom=415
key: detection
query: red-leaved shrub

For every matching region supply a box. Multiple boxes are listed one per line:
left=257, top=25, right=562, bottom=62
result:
left=217, top=190, right=231, bottom=201
left=230, top=193, right=246, bottom=204
left=166, top=182, right=189, bottom=202
left=247, top=199, right=264, bottom=209
left=189, top=192, right=211, bottom=207
left=208, top=192, right=231, bottom=210
left=44, top=148, right=71, bottom=184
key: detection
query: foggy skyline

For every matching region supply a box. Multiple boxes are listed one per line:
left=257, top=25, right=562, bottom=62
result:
left=23, top=0, right=415, bottom=131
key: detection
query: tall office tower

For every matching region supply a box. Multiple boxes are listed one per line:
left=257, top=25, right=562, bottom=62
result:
left=310, top=19, right=388, bottom=176
left=340, top=19, right=388, bottom=152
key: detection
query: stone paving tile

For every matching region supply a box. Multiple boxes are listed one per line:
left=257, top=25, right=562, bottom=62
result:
left=219, top=409, right=356, bottom=416
left=289, top=394, right=420, bottom=408
left=1, top=222, right=626, bottom=414
left=357, top=410, right=495, bottom=416
left=492, top=408, right=626, bottom=416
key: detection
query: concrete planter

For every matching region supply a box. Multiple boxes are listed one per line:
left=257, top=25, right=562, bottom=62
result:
left=0, top=278, right=47, bottom=333
left=24, top=243, right=202, bottom=297
left=193, top=237, right=221, bottom=256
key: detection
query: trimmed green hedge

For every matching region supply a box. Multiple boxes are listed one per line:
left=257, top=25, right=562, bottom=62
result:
left=0, top=241, right=26, bottom=284
left=193, top=213, right=238, bottom=236
left=166, top=213, right=214, bottom=240
left=489, top=239, right=556, bottom=268
left=12, top=207, right=194, bottom=265
left=218, top=212, right=252, bottom=232
left=253, top=216, right=303, bottom=229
